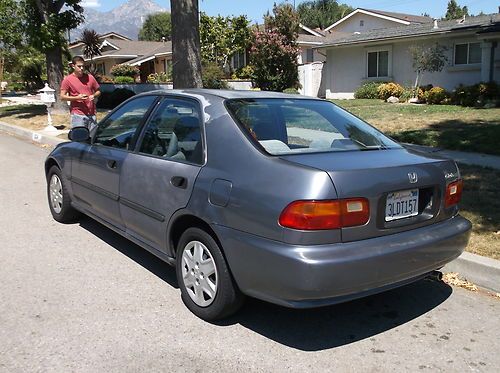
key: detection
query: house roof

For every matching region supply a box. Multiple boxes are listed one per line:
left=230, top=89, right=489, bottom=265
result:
left=360, top=9, right=433, bottom=24
left=125, top=44, right=173, bottom=66
left=85, top=39, right=172, bottom=64
left=319, top=13, right=500, bottom=48
left=324, top=8, right=432, bottom=32
left=68, top=32, right=131, bottom=48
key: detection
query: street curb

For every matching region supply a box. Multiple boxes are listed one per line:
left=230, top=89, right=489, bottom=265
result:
left=1, top=120, right=499, bottom=293
left=0, top=120, right=65, bottom=147
left=443, top=252, right=500, bottom=293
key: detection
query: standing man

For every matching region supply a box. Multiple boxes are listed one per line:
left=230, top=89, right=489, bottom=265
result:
left=60, top=56, right=101, bottom=132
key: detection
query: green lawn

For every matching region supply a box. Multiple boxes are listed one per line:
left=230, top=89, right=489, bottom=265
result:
left=332, top=99, right=500, bottom=156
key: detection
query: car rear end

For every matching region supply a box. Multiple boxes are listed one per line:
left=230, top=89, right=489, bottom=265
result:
left=217, top=96, right=471, bottom=307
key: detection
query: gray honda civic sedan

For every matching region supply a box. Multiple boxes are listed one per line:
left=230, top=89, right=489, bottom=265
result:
left=45, top=89, right=471, bottom=321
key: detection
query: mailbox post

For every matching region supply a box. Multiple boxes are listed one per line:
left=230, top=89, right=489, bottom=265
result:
left=39, top=83, right=57, bottom=132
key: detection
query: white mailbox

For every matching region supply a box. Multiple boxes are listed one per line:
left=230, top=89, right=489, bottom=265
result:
left=39, top=83, right=56, bottom=103
left=38, top=83, right=57, bottom=131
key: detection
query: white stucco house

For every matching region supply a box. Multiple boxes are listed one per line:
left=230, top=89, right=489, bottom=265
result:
left=317, top=9, right=500, bottom=99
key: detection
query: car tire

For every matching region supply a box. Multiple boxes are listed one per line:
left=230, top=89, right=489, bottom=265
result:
left=176, top=227, right=244, bottom=321
left=47, top=165, right=81, bottom=223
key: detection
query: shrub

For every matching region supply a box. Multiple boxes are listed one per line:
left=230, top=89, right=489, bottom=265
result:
left=450, top=82, right=499, bottom=107
left=377, top=82, right=404, bottom=100
left=354, top=82, right=381, bottom=99
left=113, top=76, right=135, bottom=84
left=96, top=88, right=135, bottom=109
left=231, top=65, right=254, bottom=80
left=283, top=87, right=299, bottom=94
left=202, top=63, right=229, bottom=89
left=146, top=72, right=171, bottom=83
left=425, top=87, right=449, bottom=104
left=109, top=64, right=139, bottom=78
left=96, top=75, right=114, bottom=83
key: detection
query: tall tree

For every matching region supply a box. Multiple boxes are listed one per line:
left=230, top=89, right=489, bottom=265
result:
left=138, top=12, right=172, bottom=41
left=296, top=0, right=353, bottom=30
left=170, top=0, right=202, bottom=88
left=22, top=0, right=84, bottom=110
left=444, top=0, right=469, bottom=20
left=199, top=13, right=250, bottom=71
left=250, top=3, right=300, bottom=91
left=80, top=29, right=102, bottom=75
left=0, top=0, right=24, bottom=98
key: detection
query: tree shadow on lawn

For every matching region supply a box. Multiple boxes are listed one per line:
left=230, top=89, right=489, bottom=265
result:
left=459, top=164, right=500, bottom=236
left=78, top=216, right=452, bottom=351
left=0, top=105, right=47, bottom=120
left=389, top=118, right=500, bottom=156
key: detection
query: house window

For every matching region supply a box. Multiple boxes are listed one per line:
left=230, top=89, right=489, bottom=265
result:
left=360, top=20, right=364, bottom=27
left=232, top=50, right=246, bottom=70
left=454, top=42, right=481, bottom=65
left=96, top=63, right=105, bottom=75
left=306, top=49, right=314, bottom=63
left=367, top=50, right=389, bottom=78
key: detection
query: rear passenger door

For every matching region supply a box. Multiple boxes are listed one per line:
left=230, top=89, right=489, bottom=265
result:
left=118, top=97, right=204, bottom=253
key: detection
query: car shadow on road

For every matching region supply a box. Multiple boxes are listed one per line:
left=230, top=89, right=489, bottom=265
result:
left=78, top=217, right=179, bottom=289
left=222, top=279, right=452, bottom=351
left=78, top=217, right=452, bottom=352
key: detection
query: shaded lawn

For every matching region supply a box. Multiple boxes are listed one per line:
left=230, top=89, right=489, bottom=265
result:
left=458, top=164, right=500, bottom=259
left=332, top=99, right=500, bottom=156
left=0, top=104, right=108, bottom=131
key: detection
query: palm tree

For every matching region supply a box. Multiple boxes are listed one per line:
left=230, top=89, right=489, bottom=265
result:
left=80, top=29, right=102, bottom=75
left=170, top=0, right=202, bottom=88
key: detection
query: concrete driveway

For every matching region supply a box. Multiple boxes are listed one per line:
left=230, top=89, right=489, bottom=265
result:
left=0, top=131, right=498, bottom=372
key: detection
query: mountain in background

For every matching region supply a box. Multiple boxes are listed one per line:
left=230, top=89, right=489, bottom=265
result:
left=71, top=0, right=168, bottom=41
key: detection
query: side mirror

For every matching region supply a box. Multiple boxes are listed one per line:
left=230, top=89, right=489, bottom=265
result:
left=68, top=126, right=90, bottom=142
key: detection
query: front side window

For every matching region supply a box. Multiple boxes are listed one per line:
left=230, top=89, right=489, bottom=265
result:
left=367, top=50, right=389, bottom=78
left=137, top=98, right=203, bottom=164
left=226, top=99, right=401, bottom=155
left=455, top=42, right=481, bottom=65
left=93, top=96, right=157, bottom=149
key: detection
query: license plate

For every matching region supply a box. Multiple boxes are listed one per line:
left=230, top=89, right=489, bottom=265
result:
left=385, top=189, right=419, bottom=221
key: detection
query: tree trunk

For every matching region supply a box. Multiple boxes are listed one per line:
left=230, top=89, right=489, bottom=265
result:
left=171, top=0, right=203, bottom=88
left=0, top=54, right=4, bottom=99
left=46, top=45, right=65, bottom=111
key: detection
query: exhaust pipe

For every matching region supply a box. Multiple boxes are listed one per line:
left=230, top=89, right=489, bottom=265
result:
left=427, top=270, right=443, bottom=281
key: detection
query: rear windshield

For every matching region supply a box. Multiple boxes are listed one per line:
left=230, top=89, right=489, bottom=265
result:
left=226, top=98, right=401, bottom=154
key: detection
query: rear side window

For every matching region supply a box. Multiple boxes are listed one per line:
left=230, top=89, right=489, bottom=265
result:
left=226, top=98, right=400, bottom=154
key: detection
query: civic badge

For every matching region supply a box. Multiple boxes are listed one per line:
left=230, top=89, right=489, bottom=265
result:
left=408, top=172, right=418, bottom=184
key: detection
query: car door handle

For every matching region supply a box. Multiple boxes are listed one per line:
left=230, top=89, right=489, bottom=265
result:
left=107, top=159, right=118, bottom=169
left=171, top=176, right=187, bottom=189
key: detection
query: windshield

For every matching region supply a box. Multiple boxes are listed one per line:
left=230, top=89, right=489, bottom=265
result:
left=226, top=98, right=401, bottom=155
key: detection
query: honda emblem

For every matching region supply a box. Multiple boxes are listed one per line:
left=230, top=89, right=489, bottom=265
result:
left=408, top=172, right=418, bottom=184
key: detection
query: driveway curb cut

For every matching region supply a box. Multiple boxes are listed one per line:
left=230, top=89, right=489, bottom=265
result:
left=1, top=120, right=499, bottom=293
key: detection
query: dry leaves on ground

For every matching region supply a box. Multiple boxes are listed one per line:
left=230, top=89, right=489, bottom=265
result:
left=443, top=272, right=478, bottom=291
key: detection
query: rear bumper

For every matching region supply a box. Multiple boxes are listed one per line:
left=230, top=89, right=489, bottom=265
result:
left=214, top=215, right=471, bottom=308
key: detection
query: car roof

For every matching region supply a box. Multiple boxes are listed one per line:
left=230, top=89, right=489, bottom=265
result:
left=138, top=88, right=323, bottom=101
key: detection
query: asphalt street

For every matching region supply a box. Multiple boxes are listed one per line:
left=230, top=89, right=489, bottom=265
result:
left=0, top=131, right=499, bottom=372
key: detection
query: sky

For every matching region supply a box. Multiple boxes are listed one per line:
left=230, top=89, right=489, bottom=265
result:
left=80, top=0, right=498, bottom=23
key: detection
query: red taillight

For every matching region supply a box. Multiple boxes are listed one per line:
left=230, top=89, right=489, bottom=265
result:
left=279, top=198, right=369, bottom=230
left=445, top=179, right=463, bottom=208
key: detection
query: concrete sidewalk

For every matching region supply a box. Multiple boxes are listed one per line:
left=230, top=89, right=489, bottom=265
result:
left=0, top=119, right=499, bottom=294
left=404, top=143, right=500, bottom=170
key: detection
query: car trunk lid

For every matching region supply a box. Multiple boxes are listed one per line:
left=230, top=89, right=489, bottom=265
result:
left=282, top=148, right=460, bottom=241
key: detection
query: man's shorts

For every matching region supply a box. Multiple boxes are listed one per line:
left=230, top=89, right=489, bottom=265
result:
left=71, top=114, right=97, bottom=133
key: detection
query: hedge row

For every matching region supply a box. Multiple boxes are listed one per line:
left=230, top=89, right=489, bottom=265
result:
left=354, top=81, right=500, bottom=107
